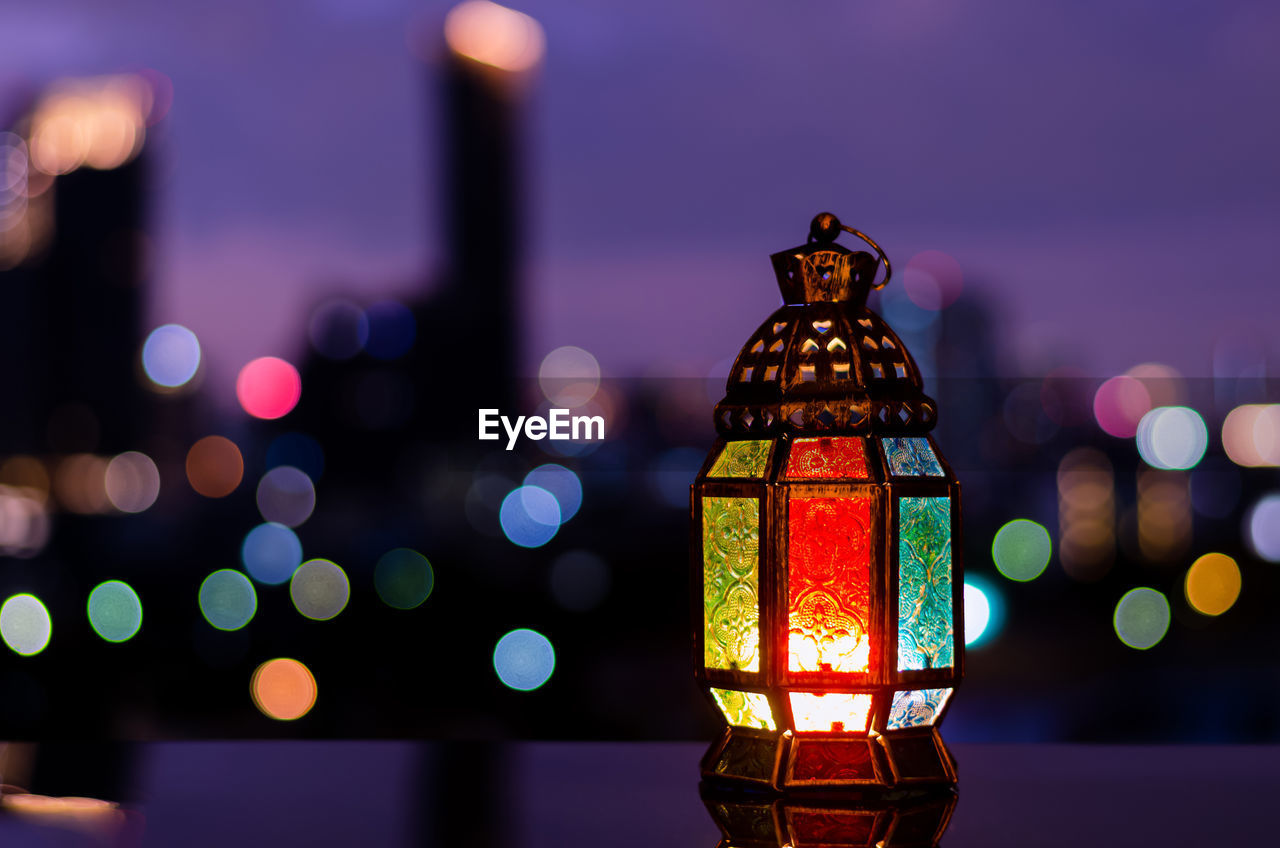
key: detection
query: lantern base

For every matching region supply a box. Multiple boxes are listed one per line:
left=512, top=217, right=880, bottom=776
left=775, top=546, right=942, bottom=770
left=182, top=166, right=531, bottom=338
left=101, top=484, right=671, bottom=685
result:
left=699, top=726, right=956, bottom=794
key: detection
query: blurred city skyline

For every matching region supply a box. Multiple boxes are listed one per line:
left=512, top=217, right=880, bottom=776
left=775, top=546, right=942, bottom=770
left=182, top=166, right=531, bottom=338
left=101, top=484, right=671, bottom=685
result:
left=2, top=0, right=1279, bottom=413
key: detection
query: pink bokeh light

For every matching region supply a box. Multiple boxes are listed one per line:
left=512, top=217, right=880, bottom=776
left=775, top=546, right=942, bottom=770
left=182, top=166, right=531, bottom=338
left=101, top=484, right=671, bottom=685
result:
left=236, top=356, right=301, bottom=420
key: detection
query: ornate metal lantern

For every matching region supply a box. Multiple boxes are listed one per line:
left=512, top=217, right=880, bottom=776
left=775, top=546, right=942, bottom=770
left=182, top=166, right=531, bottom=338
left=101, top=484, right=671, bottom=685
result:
left=693, top=213, right=963, bottom=792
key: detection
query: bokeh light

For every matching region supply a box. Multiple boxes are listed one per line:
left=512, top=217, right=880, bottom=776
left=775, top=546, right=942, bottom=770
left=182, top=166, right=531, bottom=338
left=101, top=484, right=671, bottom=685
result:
left=902, top=249, right=963, bottom=310
left=1136, top=406, right=1208, bottom=470
left=236, top=356, right=302, bottom=420
left=87, top=580, right=142, bottom=642
left=1092, top=376, right=1151, bottom=438
left=364, top=299, right=417, bottom=360
left=992, top=519, right=1052, bottom=582
left=290, top=559, right=350, bottom=621
left=104, top=451, right=160, bottom=513
left=1222, top=404, right=1280, bottom=467
left=538, top=345, right=600, bottom=407
left=185, top=436, right=243, bottom=498
left=198, top=570, right=257, bottom=631
left=523, top=463, right=582, bottom=523
left=1113, top=588, right=1171, bottom=650
left=1184, top=553, right=1241, bottom=617
left=444, top=0, right=546, bottom=72
left=1245, top=494, right=1280, bottom=563
left=241, top=522, right=303, bottom=585
left=374, top=548, right=435, bottom=610
left=499, top=485, right=560, bottom=548
left=251, top=658, right=317, bottom=721
left=307, top=299, right=368, bottom=360
left=266, top=432, right=325, bottom=480
left=0, top=484, right=51, bottom=558
left=493, top=628, right=555, bottom=691
left=0, top=594, right=52, bottom=656
left=963, top=578, right=1003, bottom=647
left=255, top=466, right=316, bottom=527
left=141, top=324, right=201, bottom=389
left=1057, top=448, right=1115, bottom=581
left=549, top=550, right=610, bottom=612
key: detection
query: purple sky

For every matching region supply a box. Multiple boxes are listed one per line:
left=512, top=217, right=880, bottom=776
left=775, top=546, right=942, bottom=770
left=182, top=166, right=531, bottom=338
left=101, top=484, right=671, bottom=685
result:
left=3, top=0, right=1279, bottom=405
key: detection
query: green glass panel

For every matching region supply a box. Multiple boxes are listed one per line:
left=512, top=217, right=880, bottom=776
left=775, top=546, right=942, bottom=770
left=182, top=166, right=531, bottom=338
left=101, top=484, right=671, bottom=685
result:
left=897, top=496, right=953, bottom=671
left=708, top=440, right=772, bottom=478
left=711, top=687, right=776, bottom=730
left=703, top=496, right=761, bottom=672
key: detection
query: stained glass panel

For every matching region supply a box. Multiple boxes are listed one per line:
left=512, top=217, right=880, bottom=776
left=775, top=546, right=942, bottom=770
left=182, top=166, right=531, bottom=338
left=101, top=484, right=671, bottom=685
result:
left=887, top=688, right=953, bottom=729
left=897, top=497, right=953, bottom=671
left=882, top=437, right=944, bottom=477
left=785, top=437, right=870, bottom=479
left=711, top=687, right=776, bottom=730
left=703, top=496, right=761, bottom=672
left=788, top=497, right=872, bottom=674
left=708, top=440, right=772, bottom=478
left=789, top=692, right=873, bottom=733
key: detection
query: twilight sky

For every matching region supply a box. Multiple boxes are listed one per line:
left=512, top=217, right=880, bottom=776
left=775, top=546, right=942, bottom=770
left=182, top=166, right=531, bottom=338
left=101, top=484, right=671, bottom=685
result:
left=2, top=0, right=1279, bottom=405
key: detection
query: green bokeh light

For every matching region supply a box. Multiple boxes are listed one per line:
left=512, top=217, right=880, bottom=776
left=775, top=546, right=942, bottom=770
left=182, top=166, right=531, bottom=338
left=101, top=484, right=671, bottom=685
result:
left=374, top=548, right=435, bottom=610
left=289, top=559, right=350, bottom=621
left=199, top=569, right=258, bottom=631
left=992, top=519, right=1052, bottom=582
left=1113, top=587, right=1171, bottom=650
left=87, top=580, right=143, bottom=642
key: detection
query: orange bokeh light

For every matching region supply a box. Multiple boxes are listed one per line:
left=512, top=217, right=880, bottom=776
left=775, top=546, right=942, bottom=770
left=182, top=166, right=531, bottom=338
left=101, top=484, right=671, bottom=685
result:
left=185, top=435, right=244, bottom=498
left=251, top=657, right=318, bottom=721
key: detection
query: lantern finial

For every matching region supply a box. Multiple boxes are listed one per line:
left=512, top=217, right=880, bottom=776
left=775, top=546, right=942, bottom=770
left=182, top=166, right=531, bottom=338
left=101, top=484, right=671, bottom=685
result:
left=771, top=214, right=891, bottom=307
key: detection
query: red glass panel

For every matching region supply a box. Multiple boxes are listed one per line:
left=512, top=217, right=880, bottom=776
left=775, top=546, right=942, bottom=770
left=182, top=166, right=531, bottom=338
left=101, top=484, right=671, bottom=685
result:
left=790, top=738, right=879, bottom=782
left=786, top=437, right=870, bottom=479
left=788, top=496, right=873, bottom=673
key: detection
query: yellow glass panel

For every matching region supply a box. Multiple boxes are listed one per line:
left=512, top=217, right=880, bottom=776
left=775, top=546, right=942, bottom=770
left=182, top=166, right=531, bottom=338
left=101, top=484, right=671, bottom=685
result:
left=788, top=692, right=872, bottom=733
left=703, top=496, right=760, bottom=672
left=708, top=440, right=772, bottom=478
left=711, top=688, right=776, bottom=730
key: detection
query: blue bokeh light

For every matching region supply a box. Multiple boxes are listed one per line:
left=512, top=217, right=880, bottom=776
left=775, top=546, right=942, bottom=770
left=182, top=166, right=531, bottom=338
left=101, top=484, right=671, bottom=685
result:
left=493, top=628, right=556, bottom=691
left=524, top=463, right=582, bottom=523
left=365, top=300, right=416, bottom=360
left=141, top=324, right=201, bottom=388
left=499, top=485, right=561, bottom=548
left=241, top=522, right=304, bottom=585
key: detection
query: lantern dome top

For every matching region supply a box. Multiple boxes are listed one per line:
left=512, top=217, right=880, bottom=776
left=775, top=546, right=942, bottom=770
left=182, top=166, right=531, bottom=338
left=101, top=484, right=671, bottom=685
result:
left=714, top=213, right=938, bottom=437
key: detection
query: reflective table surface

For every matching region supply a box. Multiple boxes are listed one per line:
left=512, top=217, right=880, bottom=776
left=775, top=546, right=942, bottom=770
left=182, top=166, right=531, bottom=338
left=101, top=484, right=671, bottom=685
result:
left=0, top=742, right=1274, bottom=846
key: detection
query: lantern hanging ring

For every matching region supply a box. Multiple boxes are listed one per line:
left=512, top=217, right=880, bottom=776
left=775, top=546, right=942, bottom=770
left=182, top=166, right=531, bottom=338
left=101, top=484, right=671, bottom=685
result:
left=807, top=211, right=893, bottom=291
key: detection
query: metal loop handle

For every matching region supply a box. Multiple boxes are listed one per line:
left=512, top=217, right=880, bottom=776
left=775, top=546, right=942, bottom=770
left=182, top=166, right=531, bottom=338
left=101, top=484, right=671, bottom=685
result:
left=840, top=225, right=892, bottom=291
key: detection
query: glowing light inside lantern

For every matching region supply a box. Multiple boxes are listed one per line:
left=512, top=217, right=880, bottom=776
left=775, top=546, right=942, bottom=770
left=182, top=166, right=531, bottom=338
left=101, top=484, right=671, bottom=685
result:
left=789, top=692, right=873, bottom=733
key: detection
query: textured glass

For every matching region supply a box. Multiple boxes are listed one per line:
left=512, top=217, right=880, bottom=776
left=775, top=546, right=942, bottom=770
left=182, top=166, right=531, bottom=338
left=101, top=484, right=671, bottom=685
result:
left=786, top=437, right=871, bottom=479
left=898, top=497, right=954, bottom=671
left=708, top=440, right=772, bottom=478
left=882, top=437, right=944, bottom=477
left=888, top=687, right=953, bottom=729
left=789, top=692, right=873, bottom=733
left=788, top=497, right=872, bottom=674
left=703, top=496, right=761, bottom=672
left=711, top=687, right=776, bottom=730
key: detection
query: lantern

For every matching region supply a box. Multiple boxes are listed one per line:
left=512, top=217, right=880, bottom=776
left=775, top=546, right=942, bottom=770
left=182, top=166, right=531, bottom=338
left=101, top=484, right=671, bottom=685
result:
left=693, top=213, right=963, bottom=792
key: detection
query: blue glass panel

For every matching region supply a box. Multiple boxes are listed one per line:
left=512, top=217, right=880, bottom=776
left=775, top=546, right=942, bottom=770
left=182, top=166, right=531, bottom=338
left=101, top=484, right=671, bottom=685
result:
left=888, top=687, right=953, bottom=729
left=882, top=437, right=944, bottom=477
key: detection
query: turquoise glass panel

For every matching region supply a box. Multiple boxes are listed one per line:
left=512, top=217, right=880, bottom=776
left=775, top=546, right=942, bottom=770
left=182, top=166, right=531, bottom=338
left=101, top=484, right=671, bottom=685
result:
left=897, top=496, right=953, bottom=671
left=882, top=437, right=944, bottom=477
